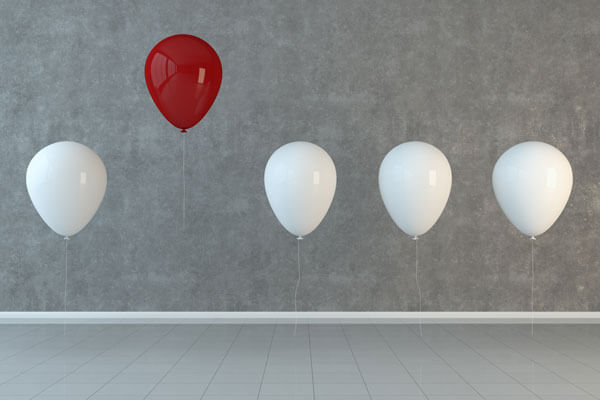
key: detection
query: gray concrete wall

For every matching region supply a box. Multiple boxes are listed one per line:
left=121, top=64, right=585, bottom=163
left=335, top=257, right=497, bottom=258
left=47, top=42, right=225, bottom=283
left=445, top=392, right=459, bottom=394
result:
left=1, top=0, right=599, bottom=311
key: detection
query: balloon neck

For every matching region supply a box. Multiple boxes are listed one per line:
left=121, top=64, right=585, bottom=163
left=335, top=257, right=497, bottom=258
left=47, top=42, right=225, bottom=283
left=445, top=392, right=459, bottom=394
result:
left=64, top=236, right=70, bottom=241
left=412, top=236, right=419, bottom=241
left=180, top=129, right=187, bottom=134
left=297, top=236, right=303, bottom=241
left=530, top=236, right=536, bottom=241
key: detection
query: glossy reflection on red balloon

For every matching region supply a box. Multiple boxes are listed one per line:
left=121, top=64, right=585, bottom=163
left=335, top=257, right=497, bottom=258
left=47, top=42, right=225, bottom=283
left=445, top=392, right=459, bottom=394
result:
left=145, top=34, right=222, bottom=132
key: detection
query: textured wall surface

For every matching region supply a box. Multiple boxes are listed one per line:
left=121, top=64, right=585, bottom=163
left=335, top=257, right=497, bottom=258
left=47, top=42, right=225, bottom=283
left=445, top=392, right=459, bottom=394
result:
left=1, top=0, right=600, bottom=311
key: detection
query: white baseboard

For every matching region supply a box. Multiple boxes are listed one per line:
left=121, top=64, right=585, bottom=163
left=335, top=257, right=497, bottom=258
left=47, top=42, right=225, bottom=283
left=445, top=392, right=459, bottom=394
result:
left=0, top=312, right=599, bottom=324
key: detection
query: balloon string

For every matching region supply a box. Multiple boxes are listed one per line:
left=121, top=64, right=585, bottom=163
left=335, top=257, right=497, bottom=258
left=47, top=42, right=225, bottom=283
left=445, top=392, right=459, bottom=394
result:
left=64, top=236, right=69, bottom=337
left=531, top=236, right=535, bottom=336
left=413, top=236, right=422, bottom=337
left=182, top=134, right=186, bottom=230
left=294, top=237, right=302, bottom=336
left=64, top=237, right=69, bottom=313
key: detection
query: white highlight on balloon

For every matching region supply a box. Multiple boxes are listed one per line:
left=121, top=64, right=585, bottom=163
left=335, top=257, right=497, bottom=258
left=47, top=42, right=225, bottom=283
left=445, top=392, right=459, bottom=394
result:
left=313, top=171, right=320, bottom=185
left=264, top=141, right=337, bottom=238
left=493, top=141, right=572, bottom=238
left=26, top=141, right=107, bottom=238
left=378, top=141, right=452, bottom=238
left=428, top=170, right=437, bottom=187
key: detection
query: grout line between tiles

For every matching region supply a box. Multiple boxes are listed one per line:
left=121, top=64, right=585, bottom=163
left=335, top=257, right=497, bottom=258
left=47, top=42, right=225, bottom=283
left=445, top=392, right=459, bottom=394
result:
left=31, top=324, right=144, bottom=399
left=477, top=325, right=600, bottom=399
left=406, top=324, right=487, bottom=400
left=0, top=325, right=41, bottom=345
left=84, top=324, right=180, bottom=399
left=547, top=324, right=600, bottom=351
left=14, top=324, right=113, bottom=398
left=440, top=324, right=543, bottom=399
left=0, top=325, right=79, bottom=364
left=510, top=324, right=600, bottom=374
left=340, top=324, right=374, bottom=400
left=142, top=324, right=212, bottom=399
left=256, top=323, right=277, bottom=400
left=375, top=324, right=431, bottom=400
left=502, top=324, right=600, bottom=399
left=198, top=324, right=244, bottom=400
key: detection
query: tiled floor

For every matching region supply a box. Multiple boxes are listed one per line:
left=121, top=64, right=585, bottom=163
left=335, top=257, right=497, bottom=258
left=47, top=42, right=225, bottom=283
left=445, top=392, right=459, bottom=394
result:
left=0, top=324, right=599, bottom=399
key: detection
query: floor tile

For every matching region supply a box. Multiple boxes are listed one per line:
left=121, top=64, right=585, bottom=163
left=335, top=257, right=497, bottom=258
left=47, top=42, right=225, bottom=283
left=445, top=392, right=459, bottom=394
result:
left=203, top=397, right=257, bottom=400
left=150, top=383, right=207, bottom=395
left=523, top=382, right=589, bottom=396
left=259, top=383, right=313, bottom=395
left=470, top=383, right=532, bottom=396
left=93, top=383, right=155, bottom=396
left=40, top=383, right=104, bottom=396
left=575, top=383, right=600, bottom=395
left=315, top=396, right=371, bottom=400
left=482, top=396, right=537, bottom=400
left=0, top=383, right=50, bottom=395
left=314, top=383, right=369, bottom=395
left=367, top=383, right=423, bottom=395
left=204, top=383, right=261, bottom=396
left=419, top=383, right=478, bottom=395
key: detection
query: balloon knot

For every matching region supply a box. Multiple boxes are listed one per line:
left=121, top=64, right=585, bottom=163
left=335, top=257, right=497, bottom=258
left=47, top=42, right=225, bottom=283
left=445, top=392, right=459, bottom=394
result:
left=412, top=236, right=419, bottom=241
left=297, top=236, right=303, bottom=241
left=530, top=236, right=536, bottom=241
left=64, top=236, right=70, bottom=241
left=180, top=129, right=187, bottom=133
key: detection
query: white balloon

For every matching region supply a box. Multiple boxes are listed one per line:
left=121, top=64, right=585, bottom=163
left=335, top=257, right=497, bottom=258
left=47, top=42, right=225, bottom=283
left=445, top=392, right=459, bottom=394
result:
left=264, top=141, right=337, bottom=238
left=493, top=141, right=572, bottom=238
left=379, top=141, right=452, bottom=238
left=26, top=141, right=107, bottom=238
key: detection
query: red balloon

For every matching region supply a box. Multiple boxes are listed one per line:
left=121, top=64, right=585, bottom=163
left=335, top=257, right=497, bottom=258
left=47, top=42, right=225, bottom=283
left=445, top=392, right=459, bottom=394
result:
left=145, top=35, right=222, bottom=133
